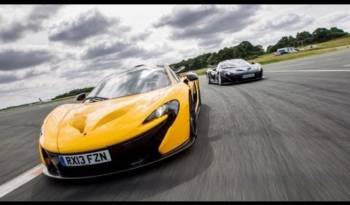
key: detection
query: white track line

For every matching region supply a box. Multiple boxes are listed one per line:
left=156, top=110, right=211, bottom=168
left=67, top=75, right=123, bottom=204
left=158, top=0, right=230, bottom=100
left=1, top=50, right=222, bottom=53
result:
left=266, top=69, right=350, bottom=73
left=0, top=164, right=43, bottom=198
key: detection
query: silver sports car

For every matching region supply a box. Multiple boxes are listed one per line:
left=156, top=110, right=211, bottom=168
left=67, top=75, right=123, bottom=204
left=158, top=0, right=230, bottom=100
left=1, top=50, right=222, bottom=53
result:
left=206, top=59, right=263, bottom=85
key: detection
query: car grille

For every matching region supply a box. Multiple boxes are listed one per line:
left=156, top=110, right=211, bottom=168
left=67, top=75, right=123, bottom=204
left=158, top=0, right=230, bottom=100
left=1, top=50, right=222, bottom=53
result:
left=223, top=70, right=262, bottom=81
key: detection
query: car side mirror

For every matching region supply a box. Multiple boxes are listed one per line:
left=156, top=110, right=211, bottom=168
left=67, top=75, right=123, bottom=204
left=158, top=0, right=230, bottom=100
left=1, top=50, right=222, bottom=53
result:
left=76, top=93, right=86, bottom=101
left=185, top=72, right=199, bottom=81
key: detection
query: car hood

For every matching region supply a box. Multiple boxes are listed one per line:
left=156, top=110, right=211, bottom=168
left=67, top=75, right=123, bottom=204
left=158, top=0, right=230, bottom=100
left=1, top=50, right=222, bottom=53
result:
left=41, top=87, right=172, bottom=154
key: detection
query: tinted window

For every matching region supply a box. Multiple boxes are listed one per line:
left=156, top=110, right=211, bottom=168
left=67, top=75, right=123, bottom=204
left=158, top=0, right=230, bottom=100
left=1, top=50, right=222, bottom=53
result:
left=87, top=68, right=171, bottom=99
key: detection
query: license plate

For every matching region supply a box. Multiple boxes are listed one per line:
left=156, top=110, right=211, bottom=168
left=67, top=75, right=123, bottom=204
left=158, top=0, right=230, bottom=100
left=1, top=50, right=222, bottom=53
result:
left=59, top=150, right=112, bottom=167
left=242, top=73, right=255, bottom=79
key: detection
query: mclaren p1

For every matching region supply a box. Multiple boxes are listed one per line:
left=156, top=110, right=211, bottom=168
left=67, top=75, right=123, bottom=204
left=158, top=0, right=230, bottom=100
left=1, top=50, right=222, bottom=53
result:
left=39, top=64, right=201, bottom=179
left=206, top=59, right=263, bottom=85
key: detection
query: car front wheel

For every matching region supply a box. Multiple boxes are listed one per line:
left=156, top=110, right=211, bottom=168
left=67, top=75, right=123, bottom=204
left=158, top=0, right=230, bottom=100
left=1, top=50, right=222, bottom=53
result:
left=218, top=73, right=222, bottom=86
left=189, top=94, right=198, bottom=139
left=208, top=74, right=212, bottom=84
left=258, top=69, right=263, bottom=79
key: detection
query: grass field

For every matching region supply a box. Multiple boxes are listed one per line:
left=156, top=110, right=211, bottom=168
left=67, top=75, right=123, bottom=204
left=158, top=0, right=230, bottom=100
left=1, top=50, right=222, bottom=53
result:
left=195, top=36, right=350, bottom=75
left=0, top=96, right=76, bottom=112
left=195, top=68, right=208, bottom=76
left=253, top=36, right=350, bottom=65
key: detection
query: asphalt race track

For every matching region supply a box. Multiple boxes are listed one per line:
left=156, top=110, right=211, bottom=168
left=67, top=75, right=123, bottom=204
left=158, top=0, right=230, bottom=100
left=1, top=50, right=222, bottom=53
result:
left=1, top=49, right=350, bottom=201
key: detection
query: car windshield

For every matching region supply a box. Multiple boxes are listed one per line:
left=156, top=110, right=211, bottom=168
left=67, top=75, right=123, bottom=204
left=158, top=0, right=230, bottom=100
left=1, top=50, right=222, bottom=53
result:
left=87, top=67, right=171, bottom=99
left=219, top=60, right=251, bottom=69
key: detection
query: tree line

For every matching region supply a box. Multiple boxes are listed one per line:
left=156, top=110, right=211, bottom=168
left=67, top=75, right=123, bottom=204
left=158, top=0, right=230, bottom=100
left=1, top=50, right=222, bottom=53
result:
left=266, top=27, right=348, bottom=53
left=51, top=87, right=94, bottom=100
left=50, top=27, right=348, bottom=101
left=171, top=41, right=264, bottom=72
left=170, top=27, right=348, bottom=71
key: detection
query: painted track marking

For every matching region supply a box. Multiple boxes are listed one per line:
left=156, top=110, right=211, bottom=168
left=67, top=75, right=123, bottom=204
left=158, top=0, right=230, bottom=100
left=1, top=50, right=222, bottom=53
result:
left=266, top=69, right=350, bottom=73
left=0, top=164, right=43, bottom=198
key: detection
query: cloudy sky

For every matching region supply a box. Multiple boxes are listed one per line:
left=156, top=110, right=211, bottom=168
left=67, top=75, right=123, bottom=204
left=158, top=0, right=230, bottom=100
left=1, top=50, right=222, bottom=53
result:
left=0, top=4, right=349, bottom=109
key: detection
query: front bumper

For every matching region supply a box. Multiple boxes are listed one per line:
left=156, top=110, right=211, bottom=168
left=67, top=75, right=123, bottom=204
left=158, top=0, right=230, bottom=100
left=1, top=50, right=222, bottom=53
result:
left=41, top=116, right=193, bottom=179
left=220, top=69, right=263, bottom=83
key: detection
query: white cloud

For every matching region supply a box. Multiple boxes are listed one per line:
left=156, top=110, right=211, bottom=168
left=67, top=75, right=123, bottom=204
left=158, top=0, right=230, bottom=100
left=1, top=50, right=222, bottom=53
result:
left=0, top=4, right=350, bottom=109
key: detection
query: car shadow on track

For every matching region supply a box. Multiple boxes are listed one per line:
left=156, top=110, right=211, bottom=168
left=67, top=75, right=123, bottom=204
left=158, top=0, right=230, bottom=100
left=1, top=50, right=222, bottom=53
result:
left=214, top=77, right=267, bottom=86
left=29, top=104, right=214, bottom=201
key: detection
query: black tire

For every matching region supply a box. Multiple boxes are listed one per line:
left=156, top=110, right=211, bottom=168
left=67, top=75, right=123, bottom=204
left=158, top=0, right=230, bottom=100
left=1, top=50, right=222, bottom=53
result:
left=189, top=93, right=198, bottom=139
left=218, top=73, right=222, bottom=86
left=207, top=74, right=211, bottom=84
left=260, top=69, right=264, bottom=79
left=197, top=82, right=202, bottom=108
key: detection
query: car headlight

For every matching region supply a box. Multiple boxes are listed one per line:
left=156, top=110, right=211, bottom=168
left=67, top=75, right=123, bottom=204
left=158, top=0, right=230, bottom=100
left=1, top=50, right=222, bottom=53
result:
left=143, top=100, right=179, bottom=124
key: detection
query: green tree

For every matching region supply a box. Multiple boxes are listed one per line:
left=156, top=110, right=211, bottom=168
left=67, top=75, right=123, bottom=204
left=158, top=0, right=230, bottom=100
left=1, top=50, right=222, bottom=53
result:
left=207, top=53, right=219, bottom=65
left=170, top=26, right=347, bottom=71
left=312, top=28, right=332, bottom=42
